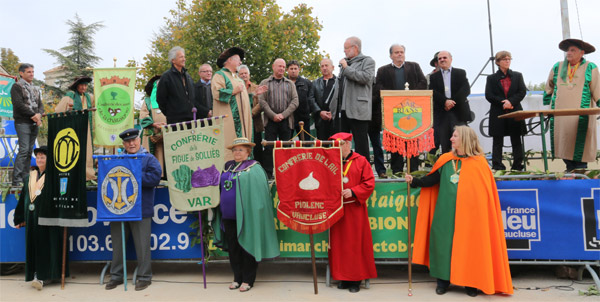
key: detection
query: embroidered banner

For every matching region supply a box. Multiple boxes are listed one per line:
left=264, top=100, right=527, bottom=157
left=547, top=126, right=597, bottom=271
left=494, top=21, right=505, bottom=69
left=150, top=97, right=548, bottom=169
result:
left=162, top=117, right=224, bottom=211
left=95, top=154, right=143, bottom=221
left=93, top=68, right=136, bottom=147
left=381, top=90, right=435, bottom=157
left=274, top=141, right=343, bottom=234
left=38, top=111, right=89, bottom=227
left=0, top=74, right=16, bottom=117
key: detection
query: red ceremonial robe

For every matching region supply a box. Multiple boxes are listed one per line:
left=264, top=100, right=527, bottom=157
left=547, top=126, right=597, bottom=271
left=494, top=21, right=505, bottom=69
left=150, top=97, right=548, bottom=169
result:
left=412, top=152, right=513, bottom=295
left=328, top=151, right=377, bottom=281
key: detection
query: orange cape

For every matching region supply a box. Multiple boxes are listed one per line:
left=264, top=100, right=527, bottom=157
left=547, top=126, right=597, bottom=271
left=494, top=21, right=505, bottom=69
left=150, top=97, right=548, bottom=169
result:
left=412, top=152, right=513, bottom=295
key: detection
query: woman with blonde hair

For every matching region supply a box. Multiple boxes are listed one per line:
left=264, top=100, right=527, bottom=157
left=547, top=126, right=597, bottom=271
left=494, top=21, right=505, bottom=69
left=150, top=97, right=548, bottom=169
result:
left=406, top=126, right=512, bottom=297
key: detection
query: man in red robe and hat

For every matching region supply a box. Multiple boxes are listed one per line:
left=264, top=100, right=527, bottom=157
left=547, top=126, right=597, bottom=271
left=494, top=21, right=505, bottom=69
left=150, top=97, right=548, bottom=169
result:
left=328, top=132, right=377, bottom=293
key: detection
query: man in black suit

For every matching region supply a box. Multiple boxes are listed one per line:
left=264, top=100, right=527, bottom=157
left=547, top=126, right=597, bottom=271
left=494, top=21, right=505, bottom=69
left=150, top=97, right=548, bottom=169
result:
left=194, top=63, right=213, bottom=119
left=428, top=51, right=471, bottom=153
left=373, top=44, right=427, bottom=175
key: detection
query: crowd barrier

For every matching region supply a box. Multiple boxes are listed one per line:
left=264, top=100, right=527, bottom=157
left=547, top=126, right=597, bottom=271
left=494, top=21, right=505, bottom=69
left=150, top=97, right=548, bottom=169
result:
left=1, top=178, right=599, bottom=287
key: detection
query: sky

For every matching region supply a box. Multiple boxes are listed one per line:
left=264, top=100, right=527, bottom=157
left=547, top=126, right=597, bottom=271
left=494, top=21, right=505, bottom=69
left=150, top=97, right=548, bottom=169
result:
left=4, top=0, right=600, bottom=94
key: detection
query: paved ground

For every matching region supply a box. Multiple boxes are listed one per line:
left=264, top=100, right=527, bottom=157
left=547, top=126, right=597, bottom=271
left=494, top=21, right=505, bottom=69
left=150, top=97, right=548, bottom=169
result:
left=1, top=262, right=597, bottom=301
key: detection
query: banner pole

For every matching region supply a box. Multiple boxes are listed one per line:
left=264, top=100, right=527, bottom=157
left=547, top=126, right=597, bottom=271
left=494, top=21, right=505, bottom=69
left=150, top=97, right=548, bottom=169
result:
left=61, top=227, right=67, bottom=289
left=406, top=154, right=413, bottom=297
left=198, top=211, right=207, bottom=289
left=121, top=221, right=127, bottom=291
left=309, top=233, right=318, bottom=294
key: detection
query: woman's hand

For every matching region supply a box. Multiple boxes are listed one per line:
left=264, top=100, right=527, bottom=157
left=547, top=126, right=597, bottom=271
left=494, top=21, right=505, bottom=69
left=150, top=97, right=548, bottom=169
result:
left=405, top=174, right=413, bottom=184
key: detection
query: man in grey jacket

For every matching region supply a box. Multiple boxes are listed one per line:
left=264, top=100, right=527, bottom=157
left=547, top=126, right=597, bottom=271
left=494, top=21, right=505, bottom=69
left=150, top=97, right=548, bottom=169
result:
left=11, top=63, right=44, bottom=186
left=338, top=37, right=376, bottom=159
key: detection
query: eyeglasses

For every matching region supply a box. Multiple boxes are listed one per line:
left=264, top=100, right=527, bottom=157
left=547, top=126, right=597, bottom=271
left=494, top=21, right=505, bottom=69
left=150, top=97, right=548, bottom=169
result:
left=501, top=58, right=512, bottom=61
left=200, top=70, right=212, bottom=73
left=438, top=56, right=449, bottom=61
left=232, top=148, right=246, bottom=152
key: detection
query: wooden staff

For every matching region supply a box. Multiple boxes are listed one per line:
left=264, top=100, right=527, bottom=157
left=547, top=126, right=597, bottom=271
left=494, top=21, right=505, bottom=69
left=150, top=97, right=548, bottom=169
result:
left=121, top=221, right=128, bottom=291
left=406, top=153, right=413, bottom=296
left=298, top=122, right=319, bottom=295
left=61, top=227, right=67, bottom=289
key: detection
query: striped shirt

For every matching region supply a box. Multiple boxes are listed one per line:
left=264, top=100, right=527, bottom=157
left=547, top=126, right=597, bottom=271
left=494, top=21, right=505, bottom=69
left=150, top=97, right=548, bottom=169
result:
left=266, top=77, right=293, bottom=113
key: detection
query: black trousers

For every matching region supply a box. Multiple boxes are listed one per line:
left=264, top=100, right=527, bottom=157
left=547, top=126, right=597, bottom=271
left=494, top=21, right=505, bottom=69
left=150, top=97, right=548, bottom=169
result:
left=253, top=131, right=264, bottom=166
left=263, top=120, right=292, bottom=177
left=223, top=219, right=258, bottom=286
left=341, top=112, right=370, bottom=159
left=390, top=153, right=420, bottom=174
left=315, top=119, right=337, bottom=140
left=294, top=117, right=312, bottom=140
left=433, top=111, right=460, bottom=153
left=492, top=134, right=524, bottom=170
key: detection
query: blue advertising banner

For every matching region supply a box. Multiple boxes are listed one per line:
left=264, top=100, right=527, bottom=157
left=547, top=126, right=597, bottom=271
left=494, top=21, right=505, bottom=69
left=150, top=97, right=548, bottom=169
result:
left=498, top=179, right=600, bottom=260
left=0, top=120, right=38, bottom=168
left=1, top=189, right=201, bottom=262
left=96, top=154, right=143, bottom=222
left=1, top=180, right=598, bottom=262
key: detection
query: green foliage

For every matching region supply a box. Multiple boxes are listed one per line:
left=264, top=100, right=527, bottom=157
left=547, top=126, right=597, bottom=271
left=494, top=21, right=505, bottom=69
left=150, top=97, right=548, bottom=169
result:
left=43, top=14, right=104, bottom=96
left=140, top=0, right=324, bottom=86
left=579, top=285, right=599, bottom=296
left=527, top=81, right=546, bottom=91
left=0, top=48, right=20, bottom=76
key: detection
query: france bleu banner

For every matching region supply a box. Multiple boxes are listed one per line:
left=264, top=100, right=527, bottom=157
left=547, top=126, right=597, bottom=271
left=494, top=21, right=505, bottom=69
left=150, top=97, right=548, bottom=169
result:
left=95, top=154, right=144, bottom=221
left=498, top=179, right=600, bottom=260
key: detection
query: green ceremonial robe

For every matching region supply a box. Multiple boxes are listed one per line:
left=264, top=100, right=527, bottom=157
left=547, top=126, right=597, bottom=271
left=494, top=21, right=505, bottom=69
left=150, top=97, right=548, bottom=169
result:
left=212, top=161, right=280, bottom=261
left=13, top=172, right=68, bottom=281
left=428, top=160, right=460, bottom=280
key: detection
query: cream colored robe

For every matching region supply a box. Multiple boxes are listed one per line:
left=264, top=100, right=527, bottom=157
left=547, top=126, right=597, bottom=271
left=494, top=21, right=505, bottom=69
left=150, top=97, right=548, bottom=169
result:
left=544, top=59, right=600, bottom=162
left=211, top=68, right=253, bottom=162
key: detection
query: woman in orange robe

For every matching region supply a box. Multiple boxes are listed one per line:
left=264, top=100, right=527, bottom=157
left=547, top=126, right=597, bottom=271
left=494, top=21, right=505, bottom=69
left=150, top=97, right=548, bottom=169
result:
left=406, top=126, right=513, bottom=297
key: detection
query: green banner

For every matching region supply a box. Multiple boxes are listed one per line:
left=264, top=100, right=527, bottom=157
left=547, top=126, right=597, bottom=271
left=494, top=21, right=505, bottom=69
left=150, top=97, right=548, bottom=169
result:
left=162, top=118, right=224, bottom=211
left=93, top=68, right=136, bottom=146
left=0, top=75, right=15, bottom=117
left=208, top=181, right=419, bottom=258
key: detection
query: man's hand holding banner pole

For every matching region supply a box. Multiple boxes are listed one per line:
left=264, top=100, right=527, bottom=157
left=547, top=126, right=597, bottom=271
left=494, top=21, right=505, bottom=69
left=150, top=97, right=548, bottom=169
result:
left=381, top=89, right=434, bottom=295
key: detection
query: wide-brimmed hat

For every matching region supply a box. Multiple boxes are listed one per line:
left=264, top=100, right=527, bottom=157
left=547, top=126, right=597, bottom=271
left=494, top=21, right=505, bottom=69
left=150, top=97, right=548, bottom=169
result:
left=429, top=51, right=440, bottom=67
left=144, top=75, right=161, bottom=96
left=217, top=47, right=245, bottom=68
left=559, top=38, right=595, bottom=54
left=226, top=137, right=255, bottom=149
left=329, top=132, right=353, bottom=142
left=68, top=76, right=93, bottom=91
left=33, top=146, right=48, bottom=155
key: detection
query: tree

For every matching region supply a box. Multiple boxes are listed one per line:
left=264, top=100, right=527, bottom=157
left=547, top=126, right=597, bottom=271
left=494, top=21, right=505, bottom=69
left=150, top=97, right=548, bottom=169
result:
left=0, top=48, right=20, bottom=76
left=527, top=81, right=546, bottom=92
left=140, top=0, right=324, bottom=86
left=43, top=14, right=104, bottom=95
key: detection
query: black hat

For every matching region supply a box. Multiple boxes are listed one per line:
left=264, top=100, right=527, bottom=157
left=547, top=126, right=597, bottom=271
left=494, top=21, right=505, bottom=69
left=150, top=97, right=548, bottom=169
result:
left=430, top=51, right=440, bottom=67
left=119, top=128, right=140, bottom=141
left=33, top=146, right=48, bottom=155
left=68, top=76, right=93, bottom=91
left=217, top=47, right=245, bottom=68
left=559, top=38, right=595, bottom=54
left=144, top=75, right=161, bottom=96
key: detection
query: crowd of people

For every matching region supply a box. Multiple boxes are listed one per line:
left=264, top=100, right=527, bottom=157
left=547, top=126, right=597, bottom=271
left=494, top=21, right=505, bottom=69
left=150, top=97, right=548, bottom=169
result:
left=9, top=36, right=600, bottom=295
